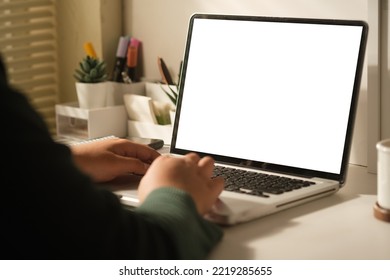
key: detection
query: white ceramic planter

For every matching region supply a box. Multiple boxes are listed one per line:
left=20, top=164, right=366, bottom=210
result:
left=75, top=82, right=108, bottom=109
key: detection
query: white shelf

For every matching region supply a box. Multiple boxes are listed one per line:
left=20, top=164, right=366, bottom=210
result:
left=55, top=102, right=128, bottom=140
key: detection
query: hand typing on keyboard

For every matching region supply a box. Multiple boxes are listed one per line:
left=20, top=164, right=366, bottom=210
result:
left=139, top=153, right=225, bottom=215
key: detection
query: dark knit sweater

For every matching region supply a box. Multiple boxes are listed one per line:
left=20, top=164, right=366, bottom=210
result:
left=0, top=56, right=223, bottom=259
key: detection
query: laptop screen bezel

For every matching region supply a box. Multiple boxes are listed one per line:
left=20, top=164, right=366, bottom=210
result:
left=170, top=13, right=368, bottom=185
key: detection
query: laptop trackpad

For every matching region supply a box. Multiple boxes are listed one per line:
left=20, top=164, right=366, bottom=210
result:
left=206, top=196, right=268, bottom=225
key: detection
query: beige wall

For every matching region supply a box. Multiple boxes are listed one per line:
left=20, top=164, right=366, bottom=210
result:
left=56, top=0, right=122, bottom=103
left=123, top=0, right=369, bottom=81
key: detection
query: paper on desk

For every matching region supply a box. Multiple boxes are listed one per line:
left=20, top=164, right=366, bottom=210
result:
left=123, top=94, right=158, bottom=124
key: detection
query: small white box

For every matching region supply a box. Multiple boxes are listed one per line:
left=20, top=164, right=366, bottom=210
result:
left=56, top=102, right=127, bottom=140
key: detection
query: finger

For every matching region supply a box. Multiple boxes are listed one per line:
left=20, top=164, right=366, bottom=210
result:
left=114, top=139, right=161, bottom=162
left=198, top=177, right=225, bottom=215
left=198, top=156, right=215, bottom=178
left=184, top=152, right=200, bottom=165
left=134, top=146, right=161, bottom=163
left=210, top=176, right=225, bottom=195
left=113, top=156, right=150, bottom=175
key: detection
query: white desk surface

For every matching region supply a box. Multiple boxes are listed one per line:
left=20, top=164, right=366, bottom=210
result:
left=208, top=164, right=390, bottom=260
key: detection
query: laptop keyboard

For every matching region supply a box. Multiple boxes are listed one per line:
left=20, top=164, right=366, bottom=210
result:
left=212, top=166, right=316, bottom=198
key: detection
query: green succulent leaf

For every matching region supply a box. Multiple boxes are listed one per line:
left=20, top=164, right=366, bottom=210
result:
left=74, top=55, right=108, bottom=83
left=90, top=68, right=98, bottom=79
left=160, top=84, right=178, bottom=105
left=80, top=60, right=90, bottom=73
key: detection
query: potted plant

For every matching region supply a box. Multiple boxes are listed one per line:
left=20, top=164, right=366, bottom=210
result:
left=158, top=60, right=182, bottom=123
left=73, top=55, right=109, bottom=109
left=159, top=83, right=178, bottom=125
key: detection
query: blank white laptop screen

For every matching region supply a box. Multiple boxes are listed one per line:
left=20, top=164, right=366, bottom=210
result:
left=174, top=16, right=365, bottom=175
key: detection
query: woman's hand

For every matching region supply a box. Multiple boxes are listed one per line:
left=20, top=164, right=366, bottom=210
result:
left=138, top=153, right=225, bottom=215
left=71, top=138, right=161, bottom=182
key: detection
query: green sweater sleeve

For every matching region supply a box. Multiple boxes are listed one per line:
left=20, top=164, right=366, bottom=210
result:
left=135, top=187, right=223, bottom=259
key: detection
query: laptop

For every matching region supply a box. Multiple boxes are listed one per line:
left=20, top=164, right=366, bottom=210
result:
left=111, top=13, right=368, bottom=225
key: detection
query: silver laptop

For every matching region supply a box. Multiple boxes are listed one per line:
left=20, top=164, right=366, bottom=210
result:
left=111, top=14, right=368, bottom=225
